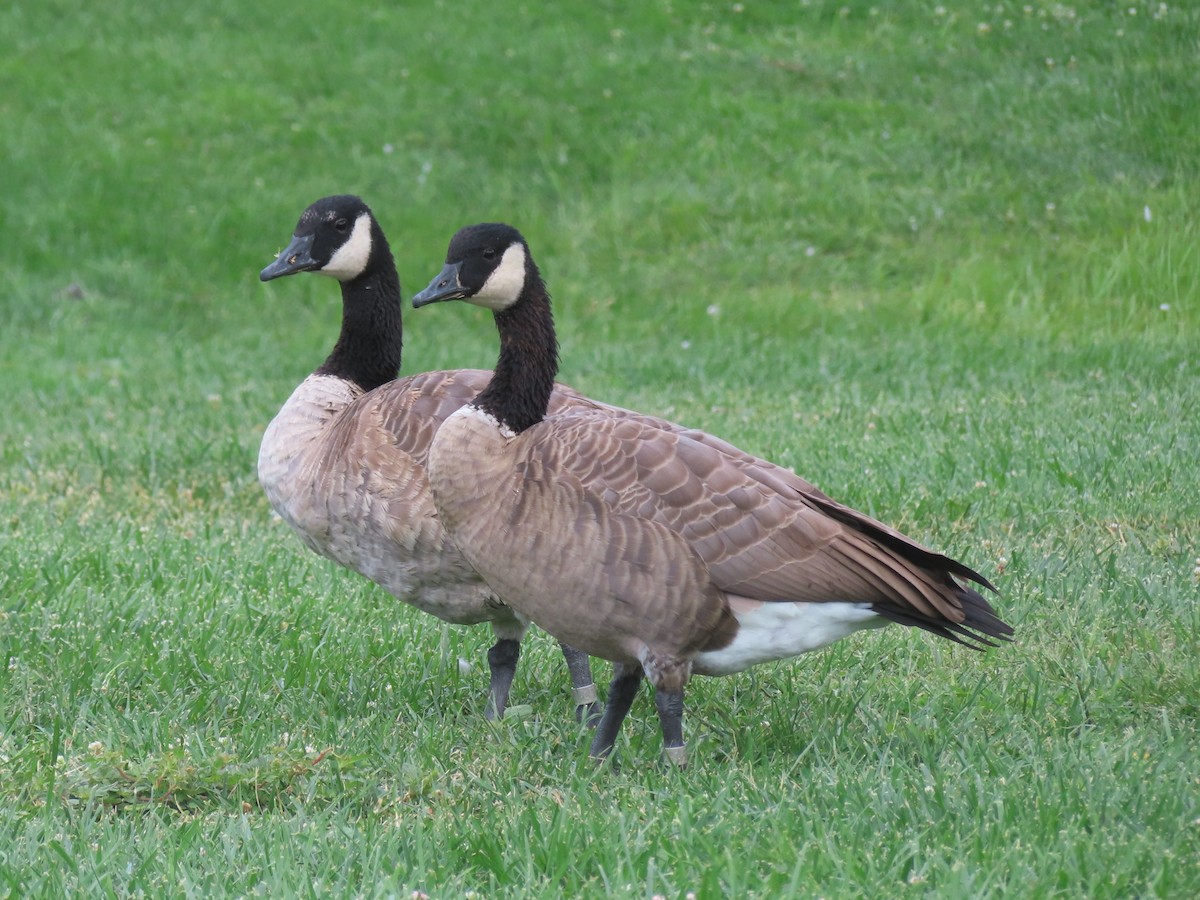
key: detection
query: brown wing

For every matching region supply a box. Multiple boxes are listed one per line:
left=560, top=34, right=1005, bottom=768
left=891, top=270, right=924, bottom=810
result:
left=304, top=369, right=593, bottom=556
left=362, top=370, right=491, bottom=464
left=568, top=401, right=996, bottom=592
left=357, top=369, right=589, bottom=463
left=523, top=407, right=1011, bottom=648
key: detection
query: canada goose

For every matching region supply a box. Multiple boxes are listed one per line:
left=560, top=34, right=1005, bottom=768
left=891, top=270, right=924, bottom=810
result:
left=257, top=195, right=604, bottom=721
left=412, top=223, right=1013, bottom=766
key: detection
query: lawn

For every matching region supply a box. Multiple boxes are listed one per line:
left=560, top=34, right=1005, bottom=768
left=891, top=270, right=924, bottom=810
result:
left=1, top=0, right=1198, bottom=896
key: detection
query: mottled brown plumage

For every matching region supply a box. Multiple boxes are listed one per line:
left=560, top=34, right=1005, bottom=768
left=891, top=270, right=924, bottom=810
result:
left=261, top=367, right=591, bottom=623
left=413, top=222, right=1013, bottom=766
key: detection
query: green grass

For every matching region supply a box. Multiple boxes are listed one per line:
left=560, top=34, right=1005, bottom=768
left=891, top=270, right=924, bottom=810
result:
left=2, top=0, right=1198, bottom=895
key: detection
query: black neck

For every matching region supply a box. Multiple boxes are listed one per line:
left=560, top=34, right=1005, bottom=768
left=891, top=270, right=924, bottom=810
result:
left=315, top=256, right=403, bottom=393
left=473, top=270, right=558, bottom=434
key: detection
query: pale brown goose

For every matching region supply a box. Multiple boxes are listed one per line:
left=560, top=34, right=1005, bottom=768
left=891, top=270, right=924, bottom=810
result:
left=412, top=222, right=1013, bottom=766
left=257, top=195, right=602, bottom=721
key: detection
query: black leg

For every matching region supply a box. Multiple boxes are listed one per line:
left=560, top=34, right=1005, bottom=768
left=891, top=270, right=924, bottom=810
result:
left=654, top=688, right=688, bottom=767
left=588, top=663, right=643, bottom=762
left=558, top=641, right=602, bottom=726
left=484, top=638, right=520, bottom=720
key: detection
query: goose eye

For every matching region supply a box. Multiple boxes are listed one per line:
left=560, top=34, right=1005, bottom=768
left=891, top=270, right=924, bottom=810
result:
left=334, top=218, right=349, bottom=233
left=482, top=247, right=497, bottom=260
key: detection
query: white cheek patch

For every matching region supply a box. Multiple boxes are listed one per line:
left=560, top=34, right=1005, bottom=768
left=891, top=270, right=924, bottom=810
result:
left=320, top=212, right=373, bottom=281
left=469, top=243, right=526, bottom=310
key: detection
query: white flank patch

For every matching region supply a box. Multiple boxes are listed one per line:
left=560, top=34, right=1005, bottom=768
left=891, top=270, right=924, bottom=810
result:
left=694, top=600, right=883, bottom=676
left=469, top=242, right=526, bottom=310
left=320, top=212, right=373, bottom=281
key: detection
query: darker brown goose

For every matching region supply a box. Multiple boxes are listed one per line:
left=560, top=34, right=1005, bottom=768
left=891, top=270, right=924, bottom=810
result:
left=413, top=222, right=1013, bottom=766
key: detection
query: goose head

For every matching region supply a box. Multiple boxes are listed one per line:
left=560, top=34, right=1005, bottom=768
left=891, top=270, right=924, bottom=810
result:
left=261, top=195, right=378, bottom=283
left=412, top=223, right=530, bottom=312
